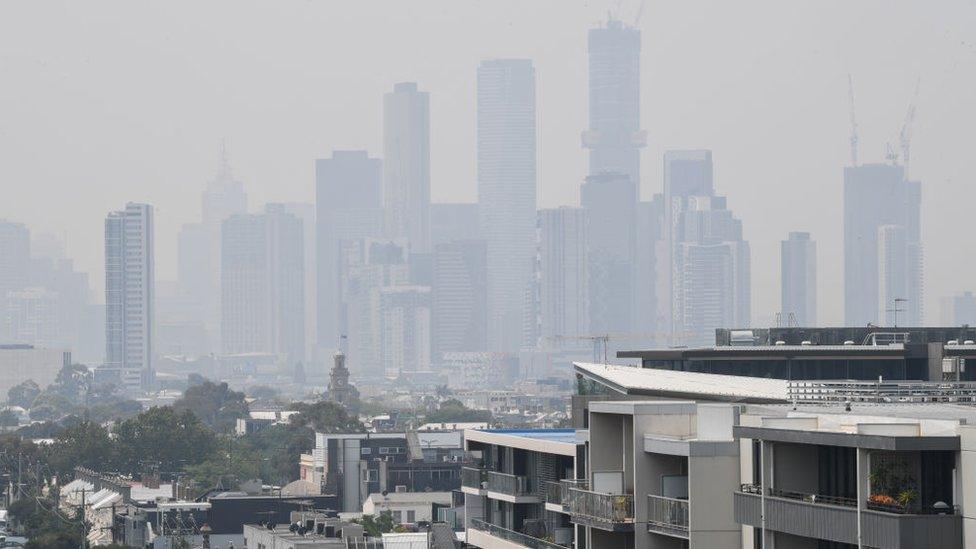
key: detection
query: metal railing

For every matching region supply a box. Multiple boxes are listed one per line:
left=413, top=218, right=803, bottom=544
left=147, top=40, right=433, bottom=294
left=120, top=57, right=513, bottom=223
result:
left=646, top=495, right=689, bottom=536
left=566, top=487, right=634, bottom=524
left=469, top=519, right=568, bottom=549
left=461, top=466, right=485, bottom=490
left=486, top=470, right=533, bottom=496
left=788, top=380, right=976, bottom=404
left=739, top=484, right=960, bottom=516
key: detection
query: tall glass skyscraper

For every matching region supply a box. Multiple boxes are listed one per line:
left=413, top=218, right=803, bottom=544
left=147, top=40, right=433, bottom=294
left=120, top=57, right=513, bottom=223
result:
left=477, top=59, right=536, bottom=352
left=104, top=202, right=154, bottom=392
left=383, top=82, right=431, bottom=254
left=583, top=19, right=644, bottom=184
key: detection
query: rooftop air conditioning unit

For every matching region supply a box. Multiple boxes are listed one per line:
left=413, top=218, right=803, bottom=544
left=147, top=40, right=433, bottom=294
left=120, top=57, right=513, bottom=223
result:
left=774, top=340, right=786, bottom=346
left=843, top=340, right=855, bottom=345
left=801, top=341, right=812, bottom=346
left=395, top=485, right=407, bottom=493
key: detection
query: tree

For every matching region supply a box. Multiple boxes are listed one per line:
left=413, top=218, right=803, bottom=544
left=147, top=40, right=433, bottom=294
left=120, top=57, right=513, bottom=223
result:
left=0, top=408, right=19, bottom=427
left=247, top=385, right=281, bottom=400
left=7, top=379, right=41, bottom=408
left=173, top=380, right=248, bottom=434
left=289, top=401, right=365, bottom=434
left=113, top=407, right=218, bottom=475
left=45, top=420, right=115, bottom=478
left=184, top=439, right=262, bottom=493
left=50, top=363, right=91, bottom=400
left=425, top=398, right=492, bottom=424
left=356, top=511, right=396, bottom=536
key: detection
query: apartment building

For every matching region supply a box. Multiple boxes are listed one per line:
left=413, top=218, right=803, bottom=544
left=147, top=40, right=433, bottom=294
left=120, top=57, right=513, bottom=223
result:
left=734, top=405, right=968, bottom=549
left=463, top=429, right=584, bottom=549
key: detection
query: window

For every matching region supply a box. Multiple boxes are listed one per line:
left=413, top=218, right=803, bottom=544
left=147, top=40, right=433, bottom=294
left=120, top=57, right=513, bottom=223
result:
left=361, top=447, right=372, bottom=455
left=407, top=510, right=416, bottom=523
left=392, top=511, right=402, bottom=523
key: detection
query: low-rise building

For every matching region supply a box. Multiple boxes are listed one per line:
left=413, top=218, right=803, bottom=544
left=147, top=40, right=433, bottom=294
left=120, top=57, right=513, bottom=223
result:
left=363, top=491, right=454, bottom=524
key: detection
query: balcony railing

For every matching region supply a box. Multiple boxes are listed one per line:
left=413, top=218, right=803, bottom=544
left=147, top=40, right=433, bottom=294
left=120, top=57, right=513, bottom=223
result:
left=646, top=495, right=689, bottom=538
left=487, top=470, right=534, bottom=496
left=566, top=487, right=634, bottom=530
left=545, top=479, right=588, bottom=511
left=740, top=484, right=960, bottom=516
left=461, top=466, right=486, bottom=490
left=469, top=519, right=568, bottom=549
left=734, top=485, right=963, bottom=549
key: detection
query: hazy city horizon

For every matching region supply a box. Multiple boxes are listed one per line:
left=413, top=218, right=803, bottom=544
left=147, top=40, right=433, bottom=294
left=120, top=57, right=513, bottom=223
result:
left=3, top=0, right=975, bottom=327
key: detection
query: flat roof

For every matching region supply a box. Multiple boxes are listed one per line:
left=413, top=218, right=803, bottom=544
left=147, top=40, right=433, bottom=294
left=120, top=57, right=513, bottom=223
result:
left=619, top=344, right=906, bottom=360
left=464, top=428, right=581, bottom=456
left=574, top=362, right=788, bottom=403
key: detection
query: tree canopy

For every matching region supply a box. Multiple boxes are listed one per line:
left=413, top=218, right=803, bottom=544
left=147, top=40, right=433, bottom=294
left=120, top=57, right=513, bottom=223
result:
left=425, top=398, right=492, bottom=424
left=173, top=380, right=249, bottom=434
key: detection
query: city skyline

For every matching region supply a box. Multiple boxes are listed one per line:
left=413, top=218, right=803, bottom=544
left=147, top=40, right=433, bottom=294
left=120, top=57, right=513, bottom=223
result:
left=1, top=1, right=973, bottom=329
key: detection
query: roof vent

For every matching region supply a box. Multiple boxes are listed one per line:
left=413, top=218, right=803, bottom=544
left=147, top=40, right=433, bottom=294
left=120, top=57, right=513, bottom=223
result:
left=843, top=340, right=855, bottom=345
left=800, top=340, right=812, bottom=346
left=965, top=340, right=975, bottom=345
left=948, top=340, right=960, bottom=346
left=774, top=340, right=786, bottom=346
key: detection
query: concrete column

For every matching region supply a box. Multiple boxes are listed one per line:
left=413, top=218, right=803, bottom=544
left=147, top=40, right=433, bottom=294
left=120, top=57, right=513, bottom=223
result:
left=856, top=447, right=869, bottom=549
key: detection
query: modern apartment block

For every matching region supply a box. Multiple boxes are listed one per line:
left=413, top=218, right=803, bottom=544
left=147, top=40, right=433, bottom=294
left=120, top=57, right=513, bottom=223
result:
left=103, top=202, right=154, bottom=392
left=734, top=405, right=967, bottom=548
left=780, top=232, right=816, bottom=327
left=462, top=429, right=584, bottom=549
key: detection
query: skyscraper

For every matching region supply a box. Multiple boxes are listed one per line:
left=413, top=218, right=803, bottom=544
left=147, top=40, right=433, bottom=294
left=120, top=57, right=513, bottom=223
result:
left=581, top=172, right=636, bottom=337
left=315, top=150, right=384, bottom=353
left=844, top=163, right=922, bottom=326
left=430, top=203, right=480, bottom=247
left=177, top=149, right=248, bottom=353
left=432, top=239, right=487, bottom=357
left=538, top=207, right=589, bottom=342
left=383, top=82, right=431, bottom=253
left=104, top=203, right=154, bottom=392
left=941, top=292, right=976, bottom=326
left=477, top=59, right=537, bottom=352
left=220, top=205, right=305, bottom=363
left=583, top=18, right=644, bottom=184
left=342, top=238, right=409, bottom=375
left=379, top=285, right=431, bottom=378
left=663, top=149, right=716, bottom=341
left=672, top=196, right=750, bottom=346
left=780, top=231, right=817, bottom=326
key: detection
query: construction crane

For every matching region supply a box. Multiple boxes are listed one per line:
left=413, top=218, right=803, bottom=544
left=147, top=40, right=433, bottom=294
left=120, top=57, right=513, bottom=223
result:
left=899, top=77, right=921, bottom=178
left=847, top=74, right=859, bottom=167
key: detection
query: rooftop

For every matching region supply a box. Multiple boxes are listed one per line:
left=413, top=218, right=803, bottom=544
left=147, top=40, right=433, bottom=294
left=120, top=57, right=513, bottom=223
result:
left=465, top=428, right=582, bottom=456
left=575, top=362, right=788, bottom=403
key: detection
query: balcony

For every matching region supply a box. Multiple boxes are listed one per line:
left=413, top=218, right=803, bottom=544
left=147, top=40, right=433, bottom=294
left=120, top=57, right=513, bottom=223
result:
left=565, top=487, right=634, bottom=532
left=486, top=471, right=539, bottom=503
left=733, top=485, right=962, bottom=549
left=646, top=495, right=689, bottom=539
left=461, top=466, right=486, bottom=495
left=468, top=519, right=569, bottom=549
left=545, top=479, right=587, bottom=514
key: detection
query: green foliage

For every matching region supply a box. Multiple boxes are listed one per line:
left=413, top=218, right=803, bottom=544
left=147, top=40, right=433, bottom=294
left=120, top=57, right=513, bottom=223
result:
left=184, top=439, right=262, bottom=492
left=425, top=398, right=491, bottom=424
left=9, top=497, right=83, bottom=548
left=247, top=385, right=281, bottom=400
left=113, top=407, right=218, bottom=475
left=45, top=420, right=115, bottom=478
left=173, top=380, right=249, bottom=434
left=0, top=408, right=19, bottom=427
left=290, top=400, right=365, bottom=434
left=7, top=379, right=41, bottom=408
left=356, top=510, right=396, bottom=536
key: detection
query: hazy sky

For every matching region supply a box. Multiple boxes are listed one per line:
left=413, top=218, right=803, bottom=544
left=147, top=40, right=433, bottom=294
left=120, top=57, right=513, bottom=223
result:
left=1, top=0, right=974, bottom=326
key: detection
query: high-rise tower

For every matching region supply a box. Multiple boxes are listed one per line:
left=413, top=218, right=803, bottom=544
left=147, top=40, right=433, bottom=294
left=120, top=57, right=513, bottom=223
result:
left=781, top=232, right=817, bottom=326
left=104, top=203, right=154, bottom=392
left=583, top=19, right=645, bottom=184
left=383, top=82, right=431, bottom=253
left=477, top=59, right=537, bottom=351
